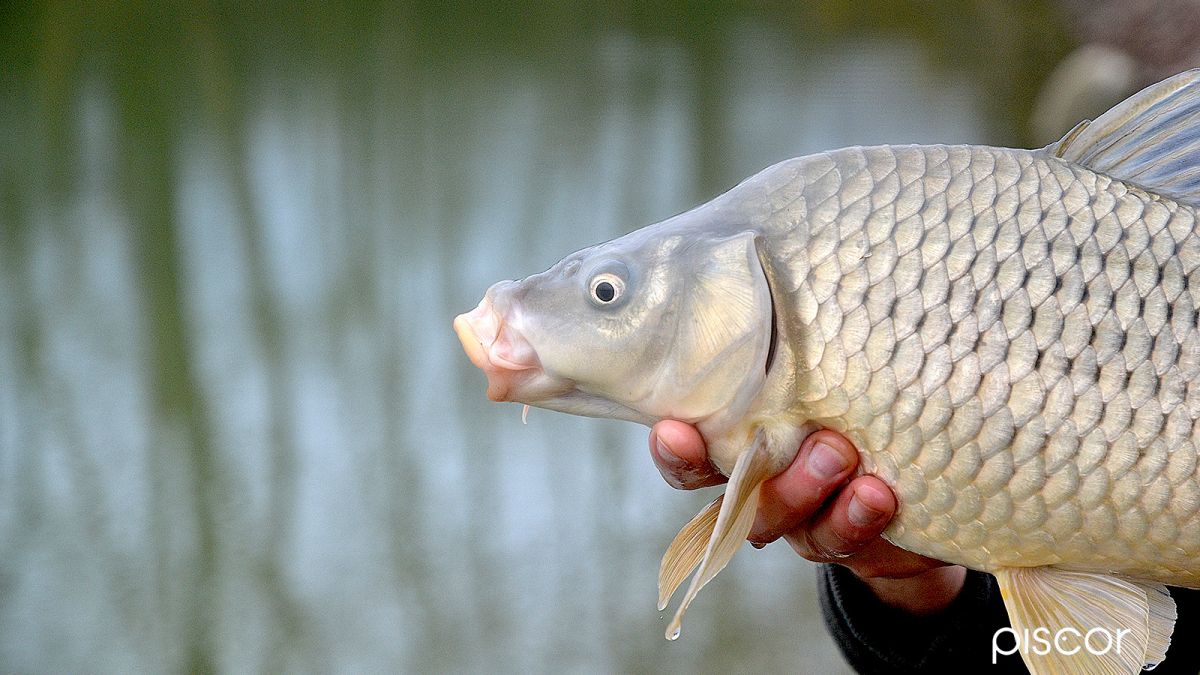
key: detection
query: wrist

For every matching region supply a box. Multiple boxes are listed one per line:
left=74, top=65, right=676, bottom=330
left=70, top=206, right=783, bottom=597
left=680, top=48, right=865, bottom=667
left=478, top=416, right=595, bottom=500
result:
left=858, top=565, right=967, bottom=615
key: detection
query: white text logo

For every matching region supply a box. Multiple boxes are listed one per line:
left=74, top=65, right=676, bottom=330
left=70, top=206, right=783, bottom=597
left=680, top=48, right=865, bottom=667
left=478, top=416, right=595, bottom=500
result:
left=991, top=626, right=1132, bottom=664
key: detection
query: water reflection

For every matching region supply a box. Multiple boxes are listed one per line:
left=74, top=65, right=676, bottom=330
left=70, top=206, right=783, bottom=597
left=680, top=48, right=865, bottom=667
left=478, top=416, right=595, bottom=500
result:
left=1, top=4, right=1065, bottom=672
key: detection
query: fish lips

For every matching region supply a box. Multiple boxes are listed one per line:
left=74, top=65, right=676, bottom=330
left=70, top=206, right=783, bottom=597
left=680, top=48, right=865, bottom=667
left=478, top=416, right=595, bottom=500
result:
left=454, top=291, right=544, bottom=402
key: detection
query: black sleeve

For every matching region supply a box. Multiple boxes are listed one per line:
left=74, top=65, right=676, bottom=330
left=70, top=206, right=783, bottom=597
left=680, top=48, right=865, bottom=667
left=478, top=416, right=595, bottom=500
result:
left=817, top=564, right=1027, bottom=673
left=818, top=564, right=1200, bottom=674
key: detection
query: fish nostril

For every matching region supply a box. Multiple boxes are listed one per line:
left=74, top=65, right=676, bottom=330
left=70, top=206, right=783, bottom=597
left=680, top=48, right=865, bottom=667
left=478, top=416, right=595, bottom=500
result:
left=484, top=279, right=516, bottom=298
left=487, top=279, right=522, bottom=314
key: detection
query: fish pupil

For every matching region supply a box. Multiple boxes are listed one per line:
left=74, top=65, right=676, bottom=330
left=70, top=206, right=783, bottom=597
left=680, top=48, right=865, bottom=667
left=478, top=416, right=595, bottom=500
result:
left=596, top=281, right=615, bottom=302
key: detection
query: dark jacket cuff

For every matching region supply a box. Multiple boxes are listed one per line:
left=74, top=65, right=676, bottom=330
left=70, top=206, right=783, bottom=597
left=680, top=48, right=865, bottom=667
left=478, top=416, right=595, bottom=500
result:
left=817, top=563, right=1023, bottom=673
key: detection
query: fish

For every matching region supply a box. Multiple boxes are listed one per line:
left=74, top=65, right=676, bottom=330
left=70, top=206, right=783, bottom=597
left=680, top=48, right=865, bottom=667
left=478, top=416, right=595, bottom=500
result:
left=453, top=70, right=1200, bottom=674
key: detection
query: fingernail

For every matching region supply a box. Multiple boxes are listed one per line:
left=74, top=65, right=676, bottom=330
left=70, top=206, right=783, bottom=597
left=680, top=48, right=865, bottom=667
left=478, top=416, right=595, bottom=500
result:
left=751, top=541, right=766, bottom=549
left=847, top=493, right=884, bottom=527
left=806, top=442, right=848, bottom=480
left=656, top=435, right=686, bottom=469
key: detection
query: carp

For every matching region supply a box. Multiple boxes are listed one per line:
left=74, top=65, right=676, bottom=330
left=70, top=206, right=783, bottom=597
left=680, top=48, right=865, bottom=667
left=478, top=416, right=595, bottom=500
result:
left=455, top=70, right=1200, bottom=674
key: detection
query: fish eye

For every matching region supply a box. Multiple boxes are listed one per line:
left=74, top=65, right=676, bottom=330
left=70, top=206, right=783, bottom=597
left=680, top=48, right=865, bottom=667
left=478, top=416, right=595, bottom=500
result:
left=589, top=273, right=624, bottom=306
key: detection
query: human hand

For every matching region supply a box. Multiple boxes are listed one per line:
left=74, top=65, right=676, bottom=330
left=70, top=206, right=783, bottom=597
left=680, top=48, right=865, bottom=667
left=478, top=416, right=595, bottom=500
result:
left=648, top=420, right=966, bottom=614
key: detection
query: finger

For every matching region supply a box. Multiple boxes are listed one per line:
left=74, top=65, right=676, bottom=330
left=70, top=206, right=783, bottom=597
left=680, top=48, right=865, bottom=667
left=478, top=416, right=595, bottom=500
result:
left=792, top=476, right=895, bottom=560
left=649, top=420, right=726, bottom=490
left=807, top=535, right=947, bottom=580
left=748, top=429, right=858, bottom=544
left=783, top=475, right=947, bottom=578
left=781, top=476, right=945, bottom=577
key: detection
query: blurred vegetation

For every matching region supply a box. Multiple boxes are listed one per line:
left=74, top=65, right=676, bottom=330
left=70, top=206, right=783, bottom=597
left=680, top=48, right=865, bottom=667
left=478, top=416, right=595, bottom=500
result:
left=2, top=1, right=1070, bottom=189
left=0, top=2, right=1075, bottom=672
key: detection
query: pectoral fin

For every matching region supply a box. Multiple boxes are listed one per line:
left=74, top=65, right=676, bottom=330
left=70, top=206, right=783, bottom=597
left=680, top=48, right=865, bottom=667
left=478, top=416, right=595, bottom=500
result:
left=664, top=430, right=773, bottom=640
left=658, top=494, right=723, bottom=611
left=994, top=566, right=1177, bottom=674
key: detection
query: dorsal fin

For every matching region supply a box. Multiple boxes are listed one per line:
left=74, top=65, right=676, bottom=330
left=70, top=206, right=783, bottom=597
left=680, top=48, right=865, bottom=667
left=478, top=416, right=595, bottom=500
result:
left=1046, top=69, right=1200, bottom=205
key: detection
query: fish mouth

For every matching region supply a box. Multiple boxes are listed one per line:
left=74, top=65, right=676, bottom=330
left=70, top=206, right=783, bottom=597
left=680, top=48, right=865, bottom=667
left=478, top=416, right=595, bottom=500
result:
left=454, top=289, right=543, bottom=402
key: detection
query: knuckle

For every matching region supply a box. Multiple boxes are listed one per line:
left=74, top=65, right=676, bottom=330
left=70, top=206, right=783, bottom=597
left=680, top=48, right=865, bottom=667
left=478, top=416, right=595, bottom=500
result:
left=802, top=528, right=855, bottom=562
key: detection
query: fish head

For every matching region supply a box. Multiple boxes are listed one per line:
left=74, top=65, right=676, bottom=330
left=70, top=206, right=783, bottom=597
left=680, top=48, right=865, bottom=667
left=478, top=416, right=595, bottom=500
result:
left=455, top=224, right=774, bottom=428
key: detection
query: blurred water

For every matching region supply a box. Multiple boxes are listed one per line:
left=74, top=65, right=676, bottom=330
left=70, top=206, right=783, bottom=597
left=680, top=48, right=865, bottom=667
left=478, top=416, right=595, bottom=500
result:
left=0, top=4, right=1067, bottom=673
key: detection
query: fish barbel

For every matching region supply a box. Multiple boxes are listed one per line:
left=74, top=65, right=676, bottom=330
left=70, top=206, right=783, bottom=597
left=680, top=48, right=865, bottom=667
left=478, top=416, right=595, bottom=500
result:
left=454, top=71, right=1200, bottom=673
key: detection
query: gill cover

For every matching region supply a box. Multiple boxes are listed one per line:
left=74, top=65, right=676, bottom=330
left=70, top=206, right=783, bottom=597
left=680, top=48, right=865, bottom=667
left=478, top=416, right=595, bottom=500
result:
left=640, top=230, right=774, bottom=423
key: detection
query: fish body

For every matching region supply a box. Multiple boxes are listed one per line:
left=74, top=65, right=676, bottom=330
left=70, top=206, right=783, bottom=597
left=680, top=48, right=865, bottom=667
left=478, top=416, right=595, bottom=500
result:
left=455, top=71, right=1200, bottom=673
left=747, top=142, right=1200, bottom=585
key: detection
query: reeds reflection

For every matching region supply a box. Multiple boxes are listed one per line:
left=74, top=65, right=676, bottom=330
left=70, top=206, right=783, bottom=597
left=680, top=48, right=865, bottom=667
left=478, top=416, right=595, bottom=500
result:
left=0, top=3, right=1066, bottom=672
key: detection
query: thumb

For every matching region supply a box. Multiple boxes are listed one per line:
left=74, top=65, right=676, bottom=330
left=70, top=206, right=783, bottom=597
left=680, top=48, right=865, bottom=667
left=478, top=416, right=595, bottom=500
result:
left=649, top=420, right=726, bottom=490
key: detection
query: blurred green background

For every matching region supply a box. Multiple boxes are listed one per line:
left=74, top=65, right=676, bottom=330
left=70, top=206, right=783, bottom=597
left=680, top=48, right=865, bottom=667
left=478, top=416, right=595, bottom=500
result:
left=1, top=1, right=1175, bottom=672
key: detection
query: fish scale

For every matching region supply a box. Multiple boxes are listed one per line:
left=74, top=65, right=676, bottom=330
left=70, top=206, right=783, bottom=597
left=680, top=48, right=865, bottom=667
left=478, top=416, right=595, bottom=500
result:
left=456, top=70, right=1200, bottom=672
left=764, top=143, right=1200, bottom=581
